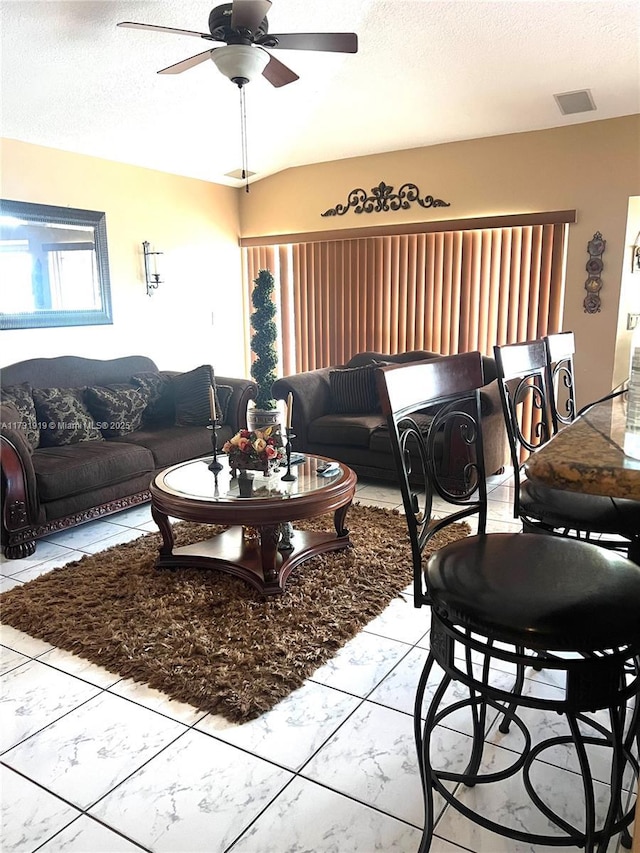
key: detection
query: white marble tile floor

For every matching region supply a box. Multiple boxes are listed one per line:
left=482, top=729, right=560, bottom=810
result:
left=1, top=472, right=635, bottom=852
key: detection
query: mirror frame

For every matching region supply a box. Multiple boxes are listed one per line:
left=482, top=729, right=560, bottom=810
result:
left=0, top=198, right=114, bottom=330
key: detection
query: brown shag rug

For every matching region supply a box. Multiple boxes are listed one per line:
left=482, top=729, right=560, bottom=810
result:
left=0, top=504, right=468, bottom=723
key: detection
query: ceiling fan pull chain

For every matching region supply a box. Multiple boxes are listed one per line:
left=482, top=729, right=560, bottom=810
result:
left=239, top=84, right=250, bottom=193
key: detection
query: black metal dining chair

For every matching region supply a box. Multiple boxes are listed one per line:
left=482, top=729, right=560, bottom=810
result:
left=544, top=329, right=628, bottom=422
left=543, top=330, right=576, bottom=431
left=375, top=351, right=640, bottom=853
left=494, top=338, right=640, bottom=556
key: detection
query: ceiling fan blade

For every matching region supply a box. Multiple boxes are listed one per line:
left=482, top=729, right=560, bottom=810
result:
left=230, top=1, right=272, bottom=35
left=117, top=21, right=217, bottom=41
left=262, top=53, right=299, bottom=88
left=157, top=49, right=215, bottom=75
left=264, top=32, right=358, bottom=53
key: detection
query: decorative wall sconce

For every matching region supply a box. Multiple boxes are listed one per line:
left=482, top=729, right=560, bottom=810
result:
left=142, top=241, right=163, bottom=296
left=632, top=232, right=640, bottom=273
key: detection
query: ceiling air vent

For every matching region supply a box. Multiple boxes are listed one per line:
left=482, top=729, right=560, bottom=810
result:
left=553, top=89, right=597, bottom=116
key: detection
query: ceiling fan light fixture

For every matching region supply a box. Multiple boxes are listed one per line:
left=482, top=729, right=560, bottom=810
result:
left=211, top=44, right=269, bottom=85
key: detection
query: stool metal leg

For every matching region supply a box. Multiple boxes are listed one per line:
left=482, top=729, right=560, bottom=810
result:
left=463, top=642, right=489, bottom=782
left=498, top=647, right=526, bottom=734
left=414, top=651, right=437, bottom=788
left=568, top=713, right=598, bottom=852
left=417, top=665, right=451, bottom=853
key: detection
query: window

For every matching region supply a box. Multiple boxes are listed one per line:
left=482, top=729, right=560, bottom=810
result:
left=242, top=211, right=574, bottom=375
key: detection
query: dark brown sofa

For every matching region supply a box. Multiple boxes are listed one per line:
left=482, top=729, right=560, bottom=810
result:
left=271, top=350, right=508, bottom=484
left=1, top=355, right=256, bottom=559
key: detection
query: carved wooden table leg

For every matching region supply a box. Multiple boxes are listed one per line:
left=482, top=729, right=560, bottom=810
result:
left=151, top=505, right=174, bottom=556
left=259, top=524, right=281, bottom=586
left=334, top=500, right=352, bottom=538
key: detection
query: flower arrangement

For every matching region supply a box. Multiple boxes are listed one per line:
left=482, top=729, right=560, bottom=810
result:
left=223, top=425, right=285, bottom=474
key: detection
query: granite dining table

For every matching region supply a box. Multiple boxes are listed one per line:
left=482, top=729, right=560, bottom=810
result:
left=524, top=391, right=640, bottom=567
left=524, top=392, right=640, bottom=501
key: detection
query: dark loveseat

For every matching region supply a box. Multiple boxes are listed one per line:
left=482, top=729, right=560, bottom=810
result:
left=272, top=350, right=508, bottom=484
left=1, top=355, right=256, bottom=558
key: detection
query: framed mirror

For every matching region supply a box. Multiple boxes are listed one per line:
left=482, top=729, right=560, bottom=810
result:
left=0, top=199, right=113, bottom=330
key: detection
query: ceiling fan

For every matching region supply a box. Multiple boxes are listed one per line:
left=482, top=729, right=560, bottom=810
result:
left=117, top=0, right=358, bottom=89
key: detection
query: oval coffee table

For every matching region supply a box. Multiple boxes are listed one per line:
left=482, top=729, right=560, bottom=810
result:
left=150, top=454, right=357, bottom=595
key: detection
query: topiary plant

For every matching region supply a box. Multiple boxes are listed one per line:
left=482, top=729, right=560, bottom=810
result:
left=250, top=268, right=278, bottom=410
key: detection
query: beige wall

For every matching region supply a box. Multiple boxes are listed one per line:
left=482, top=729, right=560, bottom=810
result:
left=3, top=118, right=639, bottom=403
left=0, top=139, right=247, bottom=376
left=240, top=115, right=640, bottom=407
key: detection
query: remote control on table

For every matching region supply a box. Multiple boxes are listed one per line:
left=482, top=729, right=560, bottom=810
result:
left=317, top=461, right=340, bottom=476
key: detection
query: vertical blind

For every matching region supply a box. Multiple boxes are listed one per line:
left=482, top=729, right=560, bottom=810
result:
left=243, top=220, right=569, bottom=375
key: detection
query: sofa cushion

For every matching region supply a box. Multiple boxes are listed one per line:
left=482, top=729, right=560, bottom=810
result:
left=130, top=371, right=175, bottom=425
left=368, top=413, right=436, bottom=454
left=329, top=365, right=380, bottom=414
left=42, top=473, right=155, bottom=523
left=1, top=382, right=40, bottom=449
left=33, top=387, right=103, bottom=447
left=112, top=424, right=231, bottom=469
left=308, top=413, right=387, bottom=448
left=85, top=384, right=150, bottom=437
left=33, top=441, right=154, bottom=502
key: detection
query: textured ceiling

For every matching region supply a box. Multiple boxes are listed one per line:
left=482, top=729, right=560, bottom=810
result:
left=1, top=1, right=639, bottom=187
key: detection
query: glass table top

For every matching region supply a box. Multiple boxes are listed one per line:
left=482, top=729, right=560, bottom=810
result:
left=155, top=454, right=344, bottom=503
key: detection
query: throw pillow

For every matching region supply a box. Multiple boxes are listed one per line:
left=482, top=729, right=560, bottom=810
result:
left=33, top=387, right=103, bottom=447
left=130, top=371, right=175, bottom=425
left=329, top=365, right=381, bottom=414
left=173, top=365, right=227, bottom=426
left=1, top=382, right=40, bottom=449
left=85, top=384, right=150, bottom=437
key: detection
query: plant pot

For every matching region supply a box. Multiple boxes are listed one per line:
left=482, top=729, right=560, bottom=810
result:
left=246, top=404, right=281, bottom=434
left=237, top=470, right=255, bottom=497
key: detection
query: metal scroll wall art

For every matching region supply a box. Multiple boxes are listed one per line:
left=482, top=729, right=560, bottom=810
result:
left=583, top=231, right=605, bottom=314
left=321, top=181, right=451, bottom=217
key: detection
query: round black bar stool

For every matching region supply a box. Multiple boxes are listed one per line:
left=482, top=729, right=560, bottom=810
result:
left=420, top=533, right=640, bottom=852
left=493, top=338, right=640, bottom=558
left=374, top=351, right=640, bottom=853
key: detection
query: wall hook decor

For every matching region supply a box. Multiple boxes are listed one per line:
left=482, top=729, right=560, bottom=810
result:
left=321, top=181, right=451, bottom=217
left=583, top=231, right=605, bottom=314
